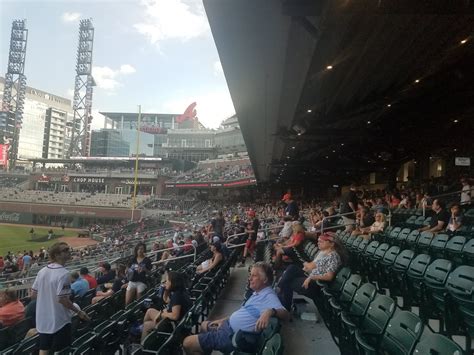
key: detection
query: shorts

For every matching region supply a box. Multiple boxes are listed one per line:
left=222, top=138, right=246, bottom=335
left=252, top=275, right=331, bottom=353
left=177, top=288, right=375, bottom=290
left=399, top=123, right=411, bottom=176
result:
left=127, top=281, right=147, bottom=293
left=245, top=239, right=256, bottom=251
left=39, top=323, right=71, bottom=351
left=198, top=320, right=235, bottom=354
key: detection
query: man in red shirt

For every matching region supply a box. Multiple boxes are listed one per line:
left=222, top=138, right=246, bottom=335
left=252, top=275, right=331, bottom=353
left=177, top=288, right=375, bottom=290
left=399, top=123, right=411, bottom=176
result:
left=80, top=267, right=97, bottom=289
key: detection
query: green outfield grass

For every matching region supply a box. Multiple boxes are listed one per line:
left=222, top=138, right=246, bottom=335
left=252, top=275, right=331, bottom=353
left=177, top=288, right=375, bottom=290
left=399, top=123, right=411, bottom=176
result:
left=0, top=224, right=78, bottom=256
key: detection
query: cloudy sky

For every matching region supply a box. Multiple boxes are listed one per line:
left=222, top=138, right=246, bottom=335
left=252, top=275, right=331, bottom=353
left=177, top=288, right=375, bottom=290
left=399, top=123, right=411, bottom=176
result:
left=0, top=0, right=235, bottom=129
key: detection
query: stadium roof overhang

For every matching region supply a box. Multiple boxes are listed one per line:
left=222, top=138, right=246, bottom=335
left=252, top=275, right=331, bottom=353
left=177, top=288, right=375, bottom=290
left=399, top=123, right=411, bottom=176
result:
left=204, top=0, right=474, bottom=185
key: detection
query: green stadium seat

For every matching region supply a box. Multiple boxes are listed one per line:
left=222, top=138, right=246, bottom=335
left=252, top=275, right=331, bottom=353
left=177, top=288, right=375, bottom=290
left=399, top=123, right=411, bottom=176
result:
left=462, top=238, right=474, bottom=266
left=395, top=228, right=411, bottom=247
left=361, top=241, right=379, bottom=277
left=446, top=265, right=474, bottom=350
left=71, top=331, right=97, bottom=354
left=339, top=283, right=377, bottom=354
left=405, top=254, right=432, bottom=309
left=413, top=330, right=464, bottom=355
left=430, top=233, right=449, bottom=259
left=414, top=216, right=426, bottom=227
left=378, top=246, right=400, bottom=289
left=379, top=310, right=423, bottom=355
left=446, top=236, right=467, bottom=266
left=261, top=333, right=283, bottom=355
left=387, top=227, right=401, bottom=244
left=387, top=249, right=415, bottom=298
left=328, top=274, right=363, bottom=342
left=417, top=231, right=434, bottom=254
left=421, top=258, right=453, bottom=329
left=354, top=294, right=396, bottom=354
left=405, top=215, right=417, bottom=225
left=406, top=230, right=421, bottom=249
left=368, top=243, right=390, bottom=284
left=317, top=267, right=352, bottom=319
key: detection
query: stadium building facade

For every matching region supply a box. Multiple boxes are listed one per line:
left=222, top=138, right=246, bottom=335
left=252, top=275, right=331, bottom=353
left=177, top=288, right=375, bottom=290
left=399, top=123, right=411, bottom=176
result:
left=0, top=77, right=73, bottom=163
left=96, top=112, right=247, bottom=162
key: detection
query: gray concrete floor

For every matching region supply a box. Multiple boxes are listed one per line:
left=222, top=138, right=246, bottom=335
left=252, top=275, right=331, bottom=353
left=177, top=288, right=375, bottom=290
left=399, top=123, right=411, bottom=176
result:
left=208, top=264, right=340, bottom=355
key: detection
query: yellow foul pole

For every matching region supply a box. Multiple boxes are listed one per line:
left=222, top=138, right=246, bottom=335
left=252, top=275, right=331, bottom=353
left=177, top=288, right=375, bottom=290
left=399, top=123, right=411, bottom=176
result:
left=131, top=105, right=141, bottom=221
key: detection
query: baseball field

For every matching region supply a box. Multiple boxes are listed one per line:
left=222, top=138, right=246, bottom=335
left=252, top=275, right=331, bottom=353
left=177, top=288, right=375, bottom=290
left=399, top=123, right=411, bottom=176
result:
left=0, top=224, right=80, bottom=257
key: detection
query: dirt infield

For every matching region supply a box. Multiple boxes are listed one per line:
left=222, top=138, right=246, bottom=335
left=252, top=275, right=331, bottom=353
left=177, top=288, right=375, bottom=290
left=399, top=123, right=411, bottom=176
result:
left=58, top=236, right=99, bottom=249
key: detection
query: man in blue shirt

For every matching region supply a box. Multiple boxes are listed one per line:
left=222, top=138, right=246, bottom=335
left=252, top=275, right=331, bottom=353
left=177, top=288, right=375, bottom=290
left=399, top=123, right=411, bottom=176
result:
left=70, top=272, right=89, bottom=297
left=183, top=262, right=289, bottom=354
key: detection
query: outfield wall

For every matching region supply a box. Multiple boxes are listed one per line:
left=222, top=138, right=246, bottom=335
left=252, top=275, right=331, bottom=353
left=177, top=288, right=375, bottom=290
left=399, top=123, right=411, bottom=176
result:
left=0, top=202, right=141, bottom=227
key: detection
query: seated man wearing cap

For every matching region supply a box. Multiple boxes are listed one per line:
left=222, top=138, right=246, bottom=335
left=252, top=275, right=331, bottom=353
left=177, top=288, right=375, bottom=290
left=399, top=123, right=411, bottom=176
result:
left=183, top=262, right=289, bottom=354
left=277, top=233, right=346, bottom=310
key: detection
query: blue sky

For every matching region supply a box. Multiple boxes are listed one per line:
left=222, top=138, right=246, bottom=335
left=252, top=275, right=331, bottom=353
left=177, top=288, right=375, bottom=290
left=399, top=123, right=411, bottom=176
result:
left=0, top=0, right=235, bottom=129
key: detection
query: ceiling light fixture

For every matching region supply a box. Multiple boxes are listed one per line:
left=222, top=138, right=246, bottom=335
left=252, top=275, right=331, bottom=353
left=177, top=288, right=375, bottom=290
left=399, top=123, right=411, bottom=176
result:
left=415, top=79, right=420, bottom=83
left=326, top=65, right=333, bottom=70
left=291, top=146, right=295, bottom=149
left=387, top=104, right=391, bottom=107
left=341, top=143, right=344, bottom=146
left=307, top=109, right=312, bottom=113
left=461, top=39, right=468, bottom=44
left=332, top=150, right=336, bottom=153
left=325, top=156, right=329, bottom=159
left=367, top=121, right=371, bottom=124
left=454, top=119, right=459, bottom=123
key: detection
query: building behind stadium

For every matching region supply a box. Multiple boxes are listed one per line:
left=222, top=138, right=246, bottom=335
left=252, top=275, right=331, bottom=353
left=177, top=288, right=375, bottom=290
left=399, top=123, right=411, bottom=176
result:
left=0, top=77, right=73, bottom=162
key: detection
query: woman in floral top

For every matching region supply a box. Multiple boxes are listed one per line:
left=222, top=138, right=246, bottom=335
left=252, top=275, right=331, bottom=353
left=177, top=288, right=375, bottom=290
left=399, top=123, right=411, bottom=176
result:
left=277, top=233, right=347, bottom=310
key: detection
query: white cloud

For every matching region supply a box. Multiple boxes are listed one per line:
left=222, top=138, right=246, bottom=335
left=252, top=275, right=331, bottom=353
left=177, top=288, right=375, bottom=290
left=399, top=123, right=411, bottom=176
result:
left=134, top=0, right=209, bottom=46
left=120, top=64, right=136, bottom=74
left=92, top=64, right=136, bottom=91
left=66, top=89, right=75, bottom=98
left=61, top=12, right=81, bottom=23
left=90, top=110, right=106, bottom=131
left=213, top=60, right=223, bottom=77
left=161, top=90, right=235, bottom=129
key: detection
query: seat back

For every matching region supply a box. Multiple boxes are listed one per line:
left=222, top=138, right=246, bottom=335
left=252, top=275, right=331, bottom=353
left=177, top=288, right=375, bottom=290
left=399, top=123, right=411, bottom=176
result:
left=373, top=243, right=390, bottom=261
left=392, top=249, right=415, bottom=272
left=423, top=258, right=453, bottom=289
left=405, top=215, right=417, bottom=225
left=446, top=236, right=466, bottom=265
left=462, top=238, right=474, bottom=266
left=407, top=254, right=432, bottom=280
left=381, top=310, right=423, bottom=355
left=390, top=227, right=401, bottom=238
left=414, top=216, right=426, bottom=226
left=348, top=283, right=377, bottom=317
left=413, top=331, right=464, bottom=355
left=446, top=265, right=474, bottom=303
left=328, top=267, right=352, bottom=293
left=382, top=246, right=400, bottom=266
left=357, top=239, right=369, bottom=254
left=406, top=230, right=420, bottom=247
left=397, top=228, right=411, bottom=242
left=417, top=232, right=433, bottom=252
left=360, top=294, right=396, bottom=335
left=364, top=241, right=380, bottom=257
left=339, top=274, right=363, bottom=304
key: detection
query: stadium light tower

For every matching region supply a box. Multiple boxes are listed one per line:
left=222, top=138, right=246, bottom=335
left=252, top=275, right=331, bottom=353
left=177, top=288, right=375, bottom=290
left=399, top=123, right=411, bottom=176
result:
left=1, top=19, right=28, bottom=169
left=67, top=18, right=95, bottom=158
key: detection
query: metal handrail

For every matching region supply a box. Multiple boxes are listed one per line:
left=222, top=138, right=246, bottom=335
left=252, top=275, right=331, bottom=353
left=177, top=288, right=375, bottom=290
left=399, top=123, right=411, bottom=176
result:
left=422, top=188, right=473, bottom=217
left=149, top=243, right=197, bottom=263
left=320, top=211, right=357, bottom=235
left=225, top=224, right=282, bottom=246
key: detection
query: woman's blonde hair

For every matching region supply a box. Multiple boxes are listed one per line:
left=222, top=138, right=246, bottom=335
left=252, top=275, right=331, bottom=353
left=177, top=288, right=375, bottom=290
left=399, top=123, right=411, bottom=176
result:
left=292, top=223, right=304, bottom=234
left=376, top=213, right=386, bottom=222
